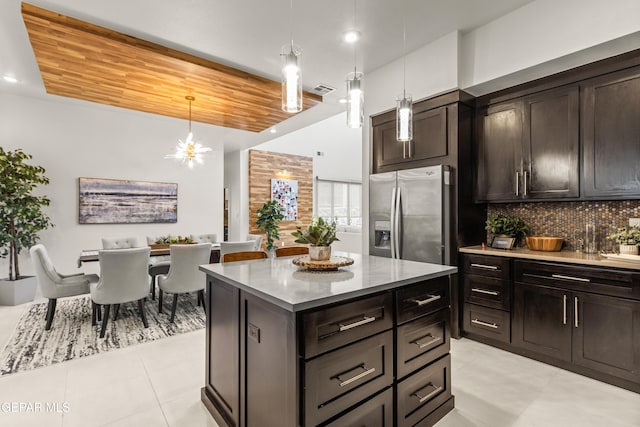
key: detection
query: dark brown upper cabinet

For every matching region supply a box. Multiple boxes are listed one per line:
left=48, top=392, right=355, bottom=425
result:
left=582, top=66, right=640, bottom=199
left=475, top=85, right=579, bottom=202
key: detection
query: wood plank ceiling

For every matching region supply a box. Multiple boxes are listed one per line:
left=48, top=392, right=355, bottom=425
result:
left=21, top=3, right=323, bottom=133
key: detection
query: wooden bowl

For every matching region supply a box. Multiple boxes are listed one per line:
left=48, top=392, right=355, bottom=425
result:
left=525, top=236, right=563, bottom=252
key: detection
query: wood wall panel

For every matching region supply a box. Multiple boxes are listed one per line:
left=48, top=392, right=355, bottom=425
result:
left=248, top=150, right=313, bottom=248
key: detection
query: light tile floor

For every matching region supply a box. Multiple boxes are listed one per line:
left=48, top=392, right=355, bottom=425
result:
left=0, top=302, right=639, bottom=426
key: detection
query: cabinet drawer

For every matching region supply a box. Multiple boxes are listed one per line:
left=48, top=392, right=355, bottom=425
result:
left=302, top=292, right=393, bottom=359
left=397, top=309, right=450, bottom=380
left=462, top=254, right=511, bottom=279
left=463, top=274, right=511, bottom=310
left=463, top=303, right=510, bottom=344
left=304, top=331, right=394, bottom=426
left=323, top=387, right=393, bottom=427
left=397, top=354, right=452, bottom=427
left=514, top=260, right=638, bottom=299
left=397, top=276, right=449, bottom=324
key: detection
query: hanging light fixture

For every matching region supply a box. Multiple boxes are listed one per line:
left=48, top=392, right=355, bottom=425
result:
left=165, top=96, right=212, bottom=169
left=345, top=0, right=363, bottom=128
left=396, top=2, right=412, bottom=142
left=281, top=0, right=302, bottom=113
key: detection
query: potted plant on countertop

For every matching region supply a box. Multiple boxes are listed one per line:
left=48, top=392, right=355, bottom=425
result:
left=256, top=200, right=284, bottom=252
left=0, top=147, right=54, bottom=305
left=485, top=214, right=528, bottom=248
left=608, top=226, right=640, bottom=255
left=291, top=216, right=339, bottom=261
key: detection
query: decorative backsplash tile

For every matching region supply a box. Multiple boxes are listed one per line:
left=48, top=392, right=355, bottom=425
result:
left=487, top=201, right=640, bottom=252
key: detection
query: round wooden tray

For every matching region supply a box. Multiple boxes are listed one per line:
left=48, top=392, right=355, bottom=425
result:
left=292, top=255, right=354, bottom=271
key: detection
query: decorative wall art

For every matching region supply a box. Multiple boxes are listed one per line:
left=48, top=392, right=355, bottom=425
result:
left=79, top=177, right=177, bottom=224
left=271, top=178, right=298, bottom=221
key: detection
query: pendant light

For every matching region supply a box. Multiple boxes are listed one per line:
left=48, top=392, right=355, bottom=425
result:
left=165, top=96, right=212, bottom=169
left=396, top=3, right=412, bottom=142
left=281, top=0, right=302, bottom=113
left=345, top=0, right=363, bottom=128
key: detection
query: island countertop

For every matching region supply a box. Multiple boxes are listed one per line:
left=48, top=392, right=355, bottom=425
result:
left=199, top=252, right=457, bottom=312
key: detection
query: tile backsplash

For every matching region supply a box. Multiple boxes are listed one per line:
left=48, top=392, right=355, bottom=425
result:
left=487, top=200, right=640, bottom=252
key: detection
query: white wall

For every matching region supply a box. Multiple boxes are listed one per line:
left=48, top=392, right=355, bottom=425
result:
left=0, top=93, right=224, bottom=276
left=224, top=149, right=249, bottom=241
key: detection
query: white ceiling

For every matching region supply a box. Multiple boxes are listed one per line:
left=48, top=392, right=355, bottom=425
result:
left=0, top=0, right=535, bottom=152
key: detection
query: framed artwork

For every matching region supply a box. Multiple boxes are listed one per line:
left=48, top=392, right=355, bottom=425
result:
left=79, top=177, right=177, bottom=224
left=271, top=178, right=298, bottom=221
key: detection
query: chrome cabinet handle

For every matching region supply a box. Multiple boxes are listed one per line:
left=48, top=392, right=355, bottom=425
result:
left=515, top=171, right=520, bottom=196
left=333, top=365, right=376, bottom=387
left=412, top=333, right=440, bottom=349
left=563, top=294, right=567, bottom=325
left=574, top=296, right=579, bottom=328
left=412, top=294, right=441, bottom=306
left=412, top=383, right=443, bottom=403
left=470, top=263, right=499, bottom=271
left=552, top=274, right=590, bottom=283
left=471, top=318, right=498, bottom=329
left=523, top=171, right=528, bottom=196
left=338, top=316, right=376, bottom=332
left=471, top=288, right=499, bottom=296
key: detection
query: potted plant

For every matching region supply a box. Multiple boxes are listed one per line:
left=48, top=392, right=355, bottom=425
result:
left=291, top=216, right=339, bottom=261
left=256, top=200, right=284, bottom=251
left=485, top=214, right=528, bottom=247
left=608, top=226, right=640, bottom=255
left=0, top=148, right=54, bottom=305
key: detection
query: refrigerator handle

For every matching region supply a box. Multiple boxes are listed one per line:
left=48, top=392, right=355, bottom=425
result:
left=390, top=187, right=397, bottom=259
left=395, top=187, right=401, bottom=259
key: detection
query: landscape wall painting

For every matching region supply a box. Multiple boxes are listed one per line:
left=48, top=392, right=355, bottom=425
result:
left=271, top=178, right=298, bottom=221
left=79, top=178, right=177, bottom=224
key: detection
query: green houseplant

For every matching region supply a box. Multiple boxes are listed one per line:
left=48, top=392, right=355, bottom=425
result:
left=485, top=214, right=528, bottom=243
left=256, top=200, right=284, bottom=251
left=0, top=148, right=53, bottom=305
left=291, top=216, right=339, bottom=260
left=608, top=226, right=640, bottom=255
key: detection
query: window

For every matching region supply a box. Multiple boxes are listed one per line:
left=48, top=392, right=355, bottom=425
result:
left=315, top=179, right=362, bottom=226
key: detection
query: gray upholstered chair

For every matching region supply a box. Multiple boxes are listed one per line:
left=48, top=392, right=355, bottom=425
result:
left=219, top=241, right=257, bottom=256
left=101, top=236, right=141, bottom=249
left=29, top=244, right=99, bottom=330
left=90, top=247, right=151, bottom=338
left=193, top=234, right=217, bottom=243
left=157, top=243, right=212, bottom=322
left=247, top=234, right=263, bottom=251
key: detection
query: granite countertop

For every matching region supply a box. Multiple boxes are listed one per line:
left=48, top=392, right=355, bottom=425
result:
left=459, top=245, right=640, bottom=271
left=199, top=252, right=457, bottom=312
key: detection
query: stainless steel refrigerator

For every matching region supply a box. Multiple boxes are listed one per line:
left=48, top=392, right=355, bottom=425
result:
left=369, top=165, right=450, bottom=264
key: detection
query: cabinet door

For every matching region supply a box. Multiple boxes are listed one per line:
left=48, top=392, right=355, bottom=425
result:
left=410, top=106, right=448, bottom=162
left=373, top=115, right=406, bottom=168
left=582, top=67, right=640, bottom=198
left=572, top=292, right=640, bottom=382
left=523, top=85, right=579, bottom=199
left=512, top=283, right=572, bottom=361
left=475, top=101, right=523, bottom=201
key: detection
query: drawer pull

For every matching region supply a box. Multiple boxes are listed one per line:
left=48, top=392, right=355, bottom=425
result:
left=471, top=318, right=499, bottom=329
left=412, top=383, right=443, bottom=403
left=413, top=333, right=441, bottom=349
left=412, top=294, right=441, bottom=306
left=551, top=274, right=590, bottom=283
left=471, top=288, right=499, bottom=296
left=470, top=263, right=499, bottom=271
left=338, top=316, right=376, bottom=332
left=333, top=365, right=376, bottom=387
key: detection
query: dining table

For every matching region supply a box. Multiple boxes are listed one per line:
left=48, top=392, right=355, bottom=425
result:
left=77, top=243, right=221, bottom=267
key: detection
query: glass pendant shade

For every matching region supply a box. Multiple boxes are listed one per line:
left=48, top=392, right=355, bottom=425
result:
left=281, top=44, right=302, bottom=113
left=396, top=94, right=413, bottom=142
left=346, top=71, right=364, bottom=128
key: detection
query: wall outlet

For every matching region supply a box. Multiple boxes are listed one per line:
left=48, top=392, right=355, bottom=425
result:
left=629, top=218, right=640, bottom=227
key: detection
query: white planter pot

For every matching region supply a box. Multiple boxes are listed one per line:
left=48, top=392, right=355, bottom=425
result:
left=309, top=245, right=331, bottom=261
left=619, top=244, right=639, bottom=255
left=0, top=276, right=38, bottom=306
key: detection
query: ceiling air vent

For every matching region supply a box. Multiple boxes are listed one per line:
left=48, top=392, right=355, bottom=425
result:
left=310, top=83, right=335, bottom=96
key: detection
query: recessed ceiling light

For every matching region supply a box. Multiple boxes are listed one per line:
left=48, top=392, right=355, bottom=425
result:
left=270, top=128, right=277, bottom=134
left=338, top=98, right=347, bottom=104
left=343, top=30, right=361, bottom=43
left=2, top=75, right=18, bottom=84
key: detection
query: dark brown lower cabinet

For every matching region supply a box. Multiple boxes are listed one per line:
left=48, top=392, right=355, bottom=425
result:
left=324, top=388, right=393, bottom=427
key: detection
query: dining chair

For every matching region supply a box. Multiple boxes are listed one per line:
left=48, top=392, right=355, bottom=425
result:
left=275, top=246, right=309, bottom=257
left=101, top=236, right=141, bottom=249
left=29, top=244, right=99, bottom=330
left=193, top=234, right=217, bottom=243
left=157, top=243, right=212, bottom=322
left=219, top=241, right=256, bottom=256
left=90, top=247, right=151, bottom=338
left=247, top=234, right=263, bottom=251
left=222, top=251, right=268, bottom=263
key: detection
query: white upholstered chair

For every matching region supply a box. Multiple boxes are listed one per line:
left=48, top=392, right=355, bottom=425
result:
left=247, top=234, right=263, bottom=251
left=219, top=241, right=256, bottom=256
left=157, top=243, right=212, bottom=322
left=29, top=244, right=99, bottom=330
left=193, top=234, right=217, bottom=243
left=90, top=247, right=151, bottom=338
left=101, top=236, right=141, bottom=249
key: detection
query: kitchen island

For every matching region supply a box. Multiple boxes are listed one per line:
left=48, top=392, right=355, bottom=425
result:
left=200, top=253, right=457, bottom=427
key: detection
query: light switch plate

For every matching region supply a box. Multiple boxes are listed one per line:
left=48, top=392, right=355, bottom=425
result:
left=629, top=218, right=640, bottom=227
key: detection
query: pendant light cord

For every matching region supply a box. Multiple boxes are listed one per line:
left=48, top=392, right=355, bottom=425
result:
left=290, top=0, right=294, bottom=48
left=353, top=0, right=357, bottom=74
left=402, top=0, right=407, bottom=98
left=188, top=98, right=192, bottom=133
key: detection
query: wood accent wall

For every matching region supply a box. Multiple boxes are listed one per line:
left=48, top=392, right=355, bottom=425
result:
left=248, top=150, right=313, bottom=248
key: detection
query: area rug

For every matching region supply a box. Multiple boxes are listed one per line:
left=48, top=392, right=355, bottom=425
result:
left=0, top=294, right=205, bottom=375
